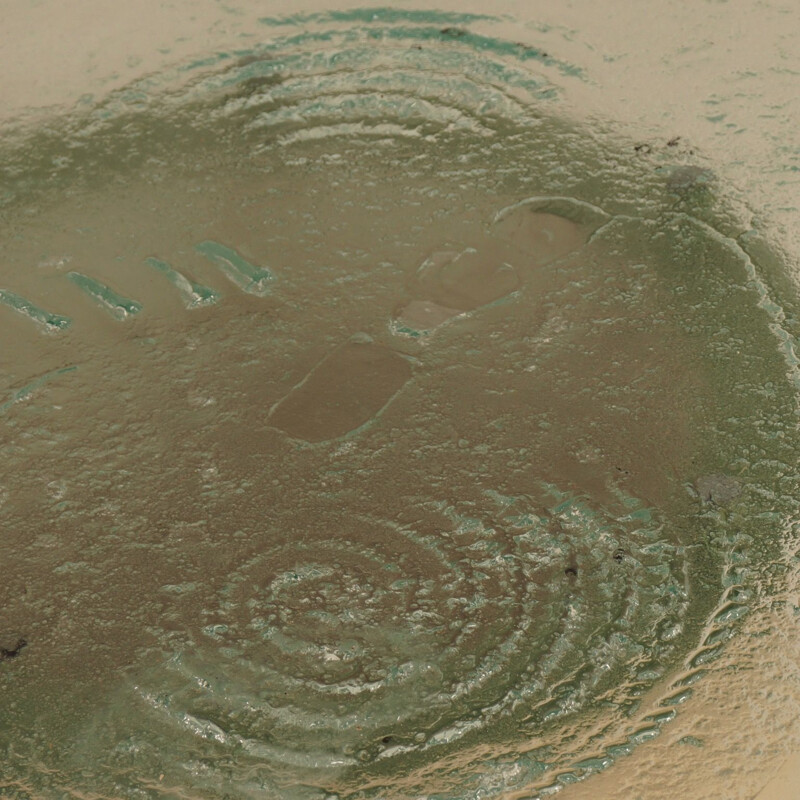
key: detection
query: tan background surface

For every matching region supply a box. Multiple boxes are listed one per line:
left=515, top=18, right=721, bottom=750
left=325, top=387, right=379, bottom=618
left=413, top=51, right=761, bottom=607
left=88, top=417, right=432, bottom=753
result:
left=1, top=2, right=798, bottom=797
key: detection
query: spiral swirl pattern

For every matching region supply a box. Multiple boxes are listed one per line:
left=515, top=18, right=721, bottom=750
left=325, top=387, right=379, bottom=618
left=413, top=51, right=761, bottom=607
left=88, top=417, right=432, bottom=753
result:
left=126, top=487, right=689, bottom=791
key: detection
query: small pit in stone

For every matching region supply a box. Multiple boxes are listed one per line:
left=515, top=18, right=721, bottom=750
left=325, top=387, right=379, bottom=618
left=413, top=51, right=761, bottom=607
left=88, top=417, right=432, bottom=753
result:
left=0, top=637, right=28, bottom=661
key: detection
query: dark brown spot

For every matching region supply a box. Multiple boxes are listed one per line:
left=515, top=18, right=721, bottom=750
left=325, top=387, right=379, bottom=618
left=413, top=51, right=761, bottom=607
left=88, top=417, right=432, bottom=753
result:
left=0, top=637, right=27, bottom=661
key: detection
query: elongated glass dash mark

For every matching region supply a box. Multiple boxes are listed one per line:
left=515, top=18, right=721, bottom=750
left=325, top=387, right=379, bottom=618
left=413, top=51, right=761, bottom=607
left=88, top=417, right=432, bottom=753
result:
left=195, top=241, right=274, bottom=296
left=68, top=272, right=142, bottom=320
left=0, top=289, right=71, bottom=331
left=0, top=366, right=78, bottom=416
left=145, top=257, right=221, bottom=309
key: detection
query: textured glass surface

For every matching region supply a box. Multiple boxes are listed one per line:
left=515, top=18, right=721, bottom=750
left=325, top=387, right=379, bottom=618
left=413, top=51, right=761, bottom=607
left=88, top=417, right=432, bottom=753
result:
left=1, top=7, right=798, bottom=800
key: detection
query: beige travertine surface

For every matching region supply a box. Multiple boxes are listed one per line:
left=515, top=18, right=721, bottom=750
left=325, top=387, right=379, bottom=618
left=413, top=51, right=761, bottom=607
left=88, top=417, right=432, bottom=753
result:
left=1, top=2, right=798, bottom=799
